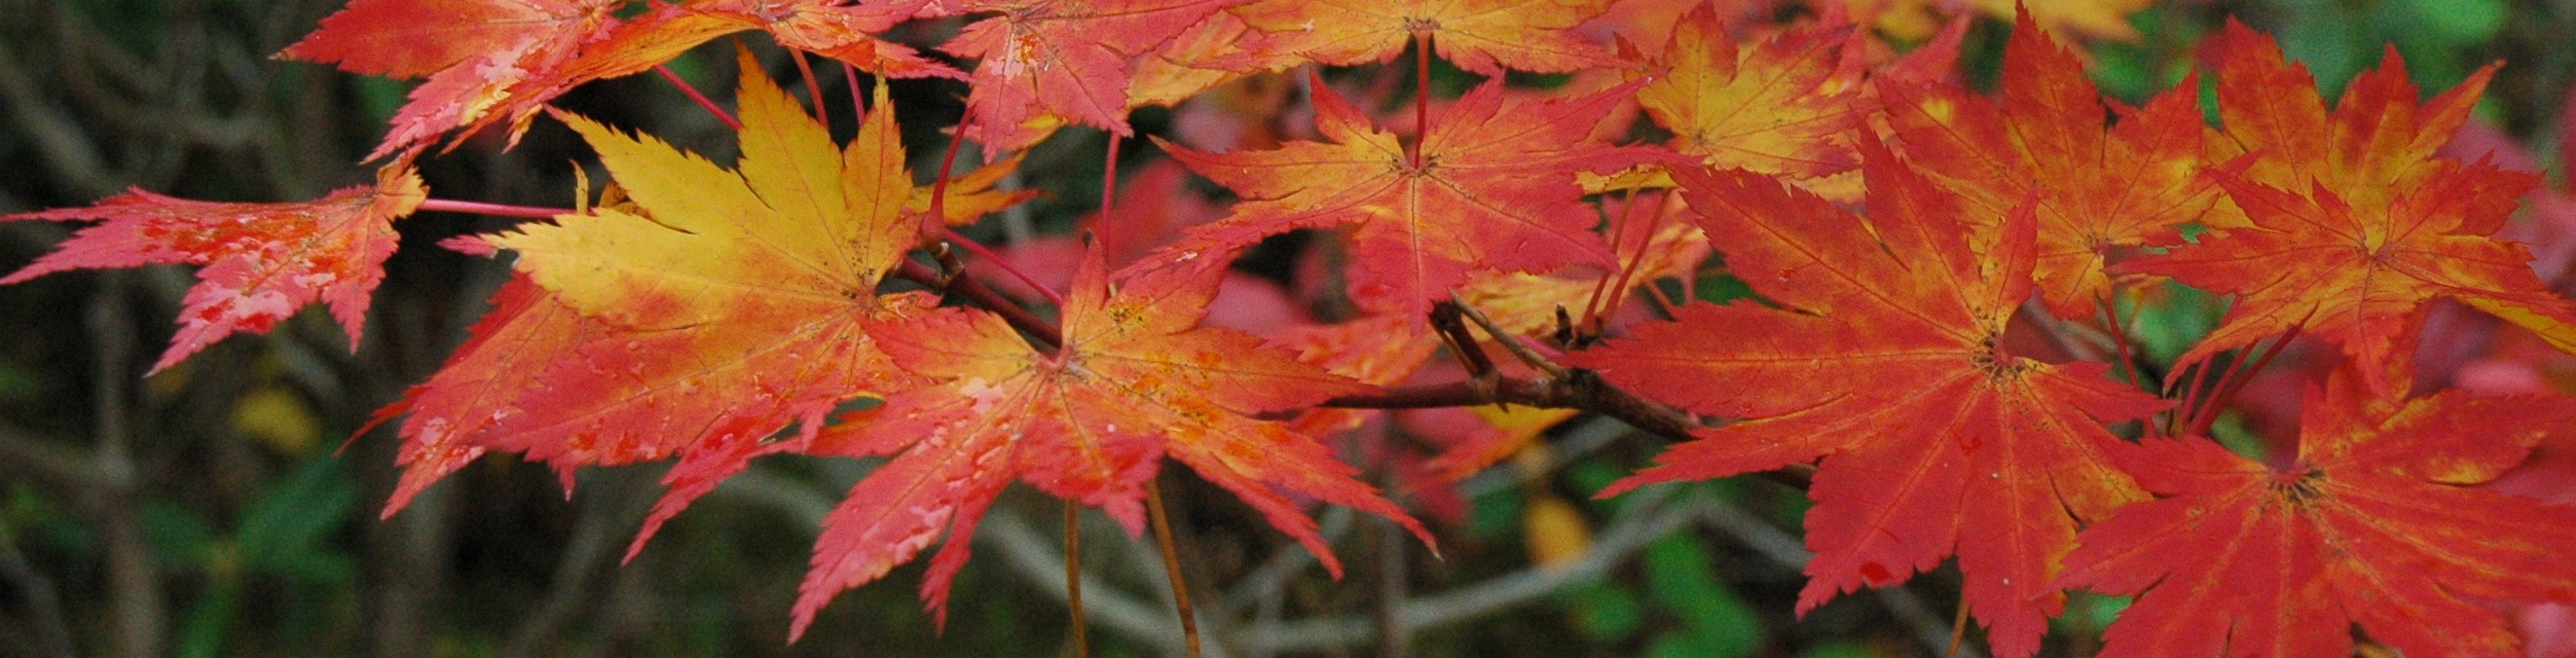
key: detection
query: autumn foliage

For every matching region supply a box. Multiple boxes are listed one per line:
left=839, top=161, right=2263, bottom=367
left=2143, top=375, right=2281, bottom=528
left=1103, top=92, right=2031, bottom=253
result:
left=13, top=0, right=2576, bottom=653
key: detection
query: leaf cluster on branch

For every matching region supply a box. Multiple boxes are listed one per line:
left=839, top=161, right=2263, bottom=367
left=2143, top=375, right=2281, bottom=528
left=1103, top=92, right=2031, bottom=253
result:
left=9, top=0, right=2576, bottom=654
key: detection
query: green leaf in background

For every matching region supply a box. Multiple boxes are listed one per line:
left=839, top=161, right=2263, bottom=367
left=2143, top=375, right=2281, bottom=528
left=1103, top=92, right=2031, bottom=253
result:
left=2124, top=281, right=2223, bottom=367
left=1556, top=579, right=1644, bottom=640
left=2401, top=0, right=2503, bottom=46
left=1467, top=487, right=1524, bottom=539
left=1642, top=533, right=1763, bottom=657
left=236, top=457, right=357, bottom=584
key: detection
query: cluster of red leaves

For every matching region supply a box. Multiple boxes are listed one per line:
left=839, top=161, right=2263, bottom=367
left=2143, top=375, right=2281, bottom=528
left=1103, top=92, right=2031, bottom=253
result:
left=11, top=0, right=2576, bottom=653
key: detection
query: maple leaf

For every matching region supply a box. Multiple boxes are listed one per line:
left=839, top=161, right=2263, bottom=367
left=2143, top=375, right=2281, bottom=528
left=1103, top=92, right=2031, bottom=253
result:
left=2122, top=22, right=2575, bottom=394
left=278, top=0, right=623, bottom=80
left=2055, top=371, right=2576, bottom=657
left=371, top=274, right=607, bottom=516
left=1882, top=9, right=2220, bottom=317
left=1230, top=0, right=1623, bottom=75
left=1563, top=154, right=2165, bottom=657
left=466, top=53, right=924, bottom=543
left=1633, top=8, right=1867, bottom=187
left=938, top=0, right=1241, bottom=153
left=1845, top=0, right=2151, bottom=42
left=1127, top=11, right=1300, bottom=108
left=1162, top=74, right=1661, bottom=317
left=356, top=0, right=954, bottom=161
left=791, top=250, right=1430, bottom=639
left=2, top=160, right=425, bottom=373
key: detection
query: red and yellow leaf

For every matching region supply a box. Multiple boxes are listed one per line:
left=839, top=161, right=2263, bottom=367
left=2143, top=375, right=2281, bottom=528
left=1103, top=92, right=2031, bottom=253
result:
left=3, top=161, right=424, bottom=372
left=464, top=53, right=924, bottom=544
left=2125, top=23, right=2575, bottom=395
left=1635, top=8, right=1867, bottom=189
left=1230, top=0, right=1622, bottom=75
left=1163, top=75, right=1660, bottom=317
left=1564, top=152, right=2163, bottom=657
left=794, top=250, right=1429, bottom=639
left=938, top=0, right=1243, bottom=153
left=2056, top=371, right=2576, bottom=657
left=1883, top=10, right=2218, bottom=316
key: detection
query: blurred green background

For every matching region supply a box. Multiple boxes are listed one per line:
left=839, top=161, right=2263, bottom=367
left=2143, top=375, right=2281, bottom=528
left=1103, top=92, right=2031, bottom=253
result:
left=2, top=0, right=2571, bottom=656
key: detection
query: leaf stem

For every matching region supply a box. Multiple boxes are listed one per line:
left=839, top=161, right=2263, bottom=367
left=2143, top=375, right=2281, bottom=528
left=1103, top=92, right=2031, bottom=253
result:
left=790, top=50, right=827, bottom=125
left=2189, top=324, right=2301, bottom=437
left=943, top=229, right=1066, bottom=309
left=1409, top=30, right=1431, bottom=168
left=1143, top=478, right=1204, bottom=658
left=654, top=64, right=740, bottom=130
left=416, top=199, right=572, bottom=219
left=2097, top=293, right=2142, bottom=388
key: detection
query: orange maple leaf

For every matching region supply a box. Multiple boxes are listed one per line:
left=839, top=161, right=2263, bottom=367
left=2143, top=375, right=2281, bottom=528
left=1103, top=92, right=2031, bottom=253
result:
left=2, top=160, right=424, bottom=373
left=793, top=250, right=1430, bottom=639
left=1883, top=10, right=2220, bottom=317
left=1229, top=0, right=1623, bottom=75
left=2056, top=371, right=2576, bottom=657
left=1564, top=153, right=2164, bottom=657
left=1634, top=7, right=1867, bottom=187
left=2123, top=22, right=2576, bottom=394
left=1162, top=74, right=1662, bottom=317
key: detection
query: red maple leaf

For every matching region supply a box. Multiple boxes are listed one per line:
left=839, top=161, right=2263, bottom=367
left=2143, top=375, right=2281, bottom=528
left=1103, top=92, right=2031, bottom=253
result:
left=792, top=249, right=1429, bottom=639
left=1564, top=150, right=2165, bottom=657
left=1162, top=74, right=1661, bottom=317
left=2123, top=22, right=2576, bottom=395
left=2055, top=371, right=2576, bottom=656
left=278, top=0, right=622, bottom=80
left=2, top=160, right=425, bottom=372
left=1229, top=0, right=1622, bottom=75
left=1882, top=10, right=2220, bottom=317
left=370, top=274, right=606, bottom=516
left=938, top=0, right=1242, bottom=153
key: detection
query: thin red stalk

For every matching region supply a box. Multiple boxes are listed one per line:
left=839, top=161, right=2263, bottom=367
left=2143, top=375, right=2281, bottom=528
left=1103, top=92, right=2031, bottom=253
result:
left=2166, top=359, right=2209, bottom=437
left=2097, top=293, right=2155, bottom=438
left=417, top=199, right=573, bottom=219
left=790, top=50, right=827, bottom=125
left=654, top=64, right=739, bottom=129
left=1597, top=192, right=1674, bottom=331
left=1143, top=479, right=1204, bottom=658
left=1580, top=186, right=1646, bottom=329
left=1097, top=135, right=1124, bottom=264
left=2190, top=326, right=2301, bottom=437
left=1065, top=501, right=1089, bottom=658
left=925, top=110, right=975, bottom=236
left=2098, top=293, right=2140, bottom=387
left=1640, top=279, right=1681, bottom=318
left=1409, top=31, right=1430, bottom=167
left=943, top=229, right=1065, bottom=309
